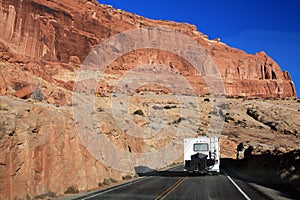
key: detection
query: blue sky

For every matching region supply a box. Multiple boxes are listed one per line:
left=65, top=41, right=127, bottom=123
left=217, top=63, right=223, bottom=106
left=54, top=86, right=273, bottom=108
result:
left=98, top=0, right=300, bottom=97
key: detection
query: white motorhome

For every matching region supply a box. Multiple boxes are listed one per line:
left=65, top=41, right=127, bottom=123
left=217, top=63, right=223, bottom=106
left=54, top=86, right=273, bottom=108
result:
left=184, top=137, right=220, bottom=174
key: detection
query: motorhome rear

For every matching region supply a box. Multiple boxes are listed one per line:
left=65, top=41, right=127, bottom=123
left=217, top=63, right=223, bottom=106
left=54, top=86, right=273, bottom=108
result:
left=184, top=137, right=220, bottom=174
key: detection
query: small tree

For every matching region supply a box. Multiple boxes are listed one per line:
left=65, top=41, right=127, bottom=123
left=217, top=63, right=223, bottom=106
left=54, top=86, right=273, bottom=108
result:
left=31, top=83, right=44, bottom=101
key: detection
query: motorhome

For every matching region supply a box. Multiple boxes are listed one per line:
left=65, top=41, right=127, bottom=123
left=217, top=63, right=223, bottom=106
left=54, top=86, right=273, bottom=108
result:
left=184, top=137, right=220, bottom=174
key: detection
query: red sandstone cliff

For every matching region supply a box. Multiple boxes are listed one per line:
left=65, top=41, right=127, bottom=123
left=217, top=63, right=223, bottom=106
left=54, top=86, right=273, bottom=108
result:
left=0, top=0, right=296, bottom=99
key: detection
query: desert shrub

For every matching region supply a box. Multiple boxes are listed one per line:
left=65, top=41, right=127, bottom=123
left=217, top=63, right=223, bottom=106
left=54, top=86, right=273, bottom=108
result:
left=110, top=178, right=117, bottom=183
left=235, top=120, right=247, bottom=128
left=142, top=102, right=149, bottom=107
left=163, top=105, right=177, bottom=109
left=64, top=186, right=79, bottom=194
left=103, top=178, right=112, bottom=185
left=133, top=109, right=144, bottom=116
left=35, top=191, right=56, bottom=199
left=122, top=175, right=132, bottom=180
left=25, top=194, right=33, bottom=200
left=204, top=98, right=210, bottom=102
left=31, top=84, right=44, bottom=101
left=98, top=182, right=104, bottom=187
left=97, top=107, right=104, bottom=112
left=172, top=117, right=185, bottom=124
left=197, top=127, right=203, bottom=133
left=225, top=115, right=234, bottom=122
left=13, top=82, right=26, bottom=91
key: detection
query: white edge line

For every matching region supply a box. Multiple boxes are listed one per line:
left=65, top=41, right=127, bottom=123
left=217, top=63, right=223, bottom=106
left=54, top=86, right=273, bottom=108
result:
left=81, top=176, right=152, bottom=200
left=222, top=170, right=251, bottom=200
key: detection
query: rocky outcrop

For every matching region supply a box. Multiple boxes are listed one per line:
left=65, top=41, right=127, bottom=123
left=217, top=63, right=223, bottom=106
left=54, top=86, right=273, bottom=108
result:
left=247, top=106, right=299, bottom=136
left=0, top=0, right=296, bottom=99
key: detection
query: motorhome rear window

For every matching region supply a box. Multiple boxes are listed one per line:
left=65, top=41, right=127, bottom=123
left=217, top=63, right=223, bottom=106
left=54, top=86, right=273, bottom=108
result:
left=194, top=143, right=208, bottom=151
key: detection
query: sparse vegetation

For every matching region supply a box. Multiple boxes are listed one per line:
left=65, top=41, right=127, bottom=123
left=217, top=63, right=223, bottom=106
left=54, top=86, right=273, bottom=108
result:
left=103, top=178, right=112, bottom=185
left=31, top=84, right=44, bottom=101
left=122, top=175, right=132, bottom=180
left=64, top=186, right=79, bottom=194
left=163, top=105, right=177, bottom=109
left=97, top=107, right=104, bottom=112
left=171, top=117, right=185, bottom=125
left=110, top=178, right=118, bottom=183
left=204, top=98, right=210, bottom=102
left=34, top=191, right=56, bottom=199
left=133, top=109, right=144, bottom=116
left=197, top=127, right=202, bottom=133
left=98, top=182, right=104, bottom=187
left=225, top=114, right=235, bottom=122
left=13, top=82, right=26, bottom=91
left=235, top=120, right=247, bottom=128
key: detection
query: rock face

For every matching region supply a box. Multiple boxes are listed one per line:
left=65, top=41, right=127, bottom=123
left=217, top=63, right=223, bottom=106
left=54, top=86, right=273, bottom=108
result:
left=0, top=96, right=143, bottom=199
left=1, top=94, right=300, bottom=199
left=0, top=0, right=296, bottom=99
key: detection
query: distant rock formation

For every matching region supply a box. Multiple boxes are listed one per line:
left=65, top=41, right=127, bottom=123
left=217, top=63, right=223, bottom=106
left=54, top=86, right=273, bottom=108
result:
left=0, top=0, right=296, bottom=99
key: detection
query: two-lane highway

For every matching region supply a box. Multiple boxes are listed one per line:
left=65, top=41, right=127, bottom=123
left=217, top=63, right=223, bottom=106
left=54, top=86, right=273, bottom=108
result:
left=73, top=166, right=278, bottom=200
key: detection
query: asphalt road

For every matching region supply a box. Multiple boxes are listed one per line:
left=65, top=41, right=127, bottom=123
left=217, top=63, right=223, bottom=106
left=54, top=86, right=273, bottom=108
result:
left=71, top=165, right=289, bottom=200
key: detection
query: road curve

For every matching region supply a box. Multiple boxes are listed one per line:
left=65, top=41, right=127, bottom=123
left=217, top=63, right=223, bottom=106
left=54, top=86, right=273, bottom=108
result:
left=70, top=165, right=286, bottom=200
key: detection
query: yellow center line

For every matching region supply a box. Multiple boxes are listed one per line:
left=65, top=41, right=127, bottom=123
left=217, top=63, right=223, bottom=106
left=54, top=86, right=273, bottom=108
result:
left=154, top=176, right=187, bottom=200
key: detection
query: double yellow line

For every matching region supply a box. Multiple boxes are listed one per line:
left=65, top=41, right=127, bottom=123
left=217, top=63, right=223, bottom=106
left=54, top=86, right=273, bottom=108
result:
left=154, top=177, right=187, bottom=200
